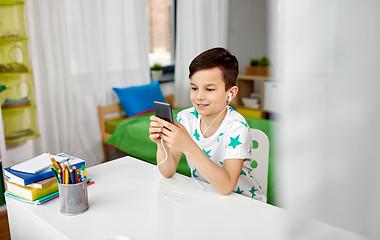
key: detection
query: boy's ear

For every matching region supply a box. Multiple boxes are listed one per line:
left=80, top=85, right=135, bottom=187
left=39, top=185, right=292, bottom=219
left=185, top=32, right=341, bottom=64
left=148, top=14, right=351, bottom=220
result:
left=227, top=86, right=239, bottom=102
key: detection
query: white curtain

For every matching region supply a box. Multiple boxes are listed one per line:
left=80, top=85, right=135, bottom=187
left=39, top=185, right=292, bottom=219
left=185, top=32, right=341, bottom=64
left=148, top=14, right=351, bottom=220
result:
left=25, top=0, right=150, bottom=166
left=271, top=0, right=380, bottom=239
left=174, top=0, right=229, bottom=107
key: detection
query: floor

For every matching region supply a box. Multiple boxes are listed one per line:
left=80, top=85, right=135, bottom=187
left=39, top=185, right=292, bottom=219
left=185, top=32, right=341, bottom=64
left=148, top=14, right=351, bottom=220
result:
left=0, top=209, right=11, bottom=240
left=107, top=145, right=128, bottom=161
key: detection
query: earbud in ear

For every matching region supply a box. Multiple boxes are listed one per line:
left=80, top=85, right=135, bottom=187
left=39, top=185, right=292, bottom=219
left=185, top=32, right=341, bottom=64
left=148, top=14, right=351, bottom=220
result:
left=228, top=92, right=232, bottom=102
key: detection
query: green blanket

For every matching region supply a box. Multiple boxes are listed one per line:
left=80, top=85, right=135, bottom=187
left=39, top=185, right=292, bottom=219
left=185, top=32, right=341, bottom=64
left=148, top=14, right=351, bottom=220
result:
left=105, top=109, right=191, bottom=177
left=105, top=109, right=276, bottom=205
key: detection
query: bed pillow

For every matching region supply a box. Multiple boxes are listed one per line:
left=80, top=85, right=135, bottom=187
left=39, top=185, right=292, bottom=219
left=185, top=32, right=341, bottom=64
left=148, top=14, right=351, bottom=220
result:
left=113, top=80, right=166, bottom=117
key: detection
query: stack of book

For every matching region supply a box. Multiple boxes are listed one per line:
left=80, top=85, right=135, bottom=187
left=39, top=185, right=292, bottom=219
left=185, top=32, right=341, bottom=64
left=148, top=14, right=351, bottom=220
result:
left=3, top=153, right=86, bottom=205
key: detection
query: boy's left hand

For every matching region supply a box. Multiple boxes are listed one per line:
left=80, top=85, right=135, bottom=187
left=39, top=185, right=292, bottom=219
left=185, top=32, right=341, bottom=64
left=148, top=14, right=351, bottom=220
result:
left=159, top=119, right=194, bottom=153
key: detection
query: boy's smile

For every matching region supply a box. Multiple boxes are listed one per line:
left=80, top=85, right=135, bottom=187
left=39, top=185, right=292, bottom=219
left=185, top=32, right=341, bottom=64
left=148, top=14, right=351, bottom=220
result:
left=190, top=67, right=229, bottom=123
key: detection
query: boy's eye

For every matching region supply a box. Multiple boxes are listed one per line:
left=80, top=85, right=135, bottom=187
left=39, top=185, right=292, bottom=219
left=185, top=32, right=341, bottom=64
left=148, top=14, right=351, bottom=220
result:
left=207, top=88, right=215, bottom=92
left=191, top=87, right=197, bottom=91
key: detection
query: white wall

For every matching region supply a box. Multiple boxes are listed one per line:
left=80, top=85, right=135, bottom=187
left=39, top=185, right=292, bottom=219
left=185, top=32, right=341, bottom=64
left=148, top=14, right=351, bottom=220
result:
left=228, top=0, right=268, bottom=73
left=3, top=141, right=35, bottom=168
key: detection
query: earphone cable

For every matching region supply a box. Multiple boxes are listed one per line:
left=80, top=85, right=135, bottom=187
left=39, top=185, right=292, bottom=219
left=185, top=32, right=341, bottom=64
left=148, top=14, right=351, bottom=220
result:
left=154, top=139, right=205, bottom=200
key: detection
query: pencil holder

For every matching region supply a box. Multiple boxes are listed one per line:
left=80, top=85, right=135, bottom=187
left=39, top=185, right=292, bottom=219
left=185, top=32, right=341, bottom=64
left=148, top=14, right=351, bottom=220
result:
left=58, top=178, right=89, bottom=215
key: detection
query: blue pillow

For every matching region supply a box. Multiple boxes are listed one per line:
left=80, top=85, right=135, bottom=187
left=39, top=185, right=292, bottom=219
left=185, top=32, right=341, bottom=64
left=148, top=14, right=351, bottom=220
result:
left=113, top=81, right=166, bottom=117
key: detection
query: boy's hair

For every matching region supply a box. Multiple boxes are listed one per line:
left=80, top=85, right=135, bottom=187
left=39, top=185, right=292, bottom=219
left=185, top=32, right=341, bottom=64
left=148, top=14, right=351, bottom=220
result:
left=189, top=47, right=239, bottom=90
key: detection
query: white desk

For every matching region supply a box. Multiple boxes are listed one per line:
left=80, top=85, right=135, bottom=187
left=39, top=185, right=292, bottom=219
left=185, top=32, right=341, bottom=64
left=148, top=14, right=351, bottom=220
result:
left=6, top=156, right=367, bottom=240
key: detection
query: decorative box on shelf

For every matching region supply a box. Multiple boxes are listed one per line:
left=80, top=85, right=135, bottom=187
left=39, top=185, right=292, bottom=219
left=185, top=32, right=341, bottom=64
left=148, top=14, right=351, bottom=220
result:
left=244, top=66, right=270, bottom=76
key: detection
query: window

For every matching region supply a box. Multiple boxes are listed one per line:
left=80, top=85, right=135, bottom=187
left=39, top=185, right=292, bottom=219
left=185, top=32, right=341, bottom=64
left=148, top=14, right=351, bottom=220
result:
left=148, top=0, right=176, bottom=81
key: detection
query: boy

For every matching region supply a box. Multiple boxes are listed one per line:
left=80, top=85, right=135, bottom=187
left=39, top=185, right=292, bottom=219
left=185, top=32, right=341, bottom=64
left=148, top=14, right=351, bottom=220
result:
left=149, top=47, right=265, bottom=201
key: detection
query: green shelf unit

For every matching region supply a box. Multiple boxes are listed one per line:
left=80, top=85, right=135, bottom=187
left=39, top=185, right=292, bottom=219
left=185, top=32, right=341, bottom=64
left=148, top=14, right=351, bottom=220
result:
left=0, top=71, right=32, bottom=76
left=0, top=37, right=31, bottom=73
left=0, top=0, right=39, bottom=144
left=0, top=1, right=26, bottom=37
left=0, top=36, right=28, bottom=42
left=2, top=105, right=40, bottom=143
left=0, top=72, right=35, bottom=105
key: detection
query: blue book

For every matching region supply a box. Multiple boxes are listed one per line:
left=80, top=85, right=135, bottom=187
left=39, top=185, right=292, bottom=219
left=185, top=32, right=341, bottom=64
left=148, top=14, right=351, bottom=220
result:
left=3, top=153, right=86, bottom=186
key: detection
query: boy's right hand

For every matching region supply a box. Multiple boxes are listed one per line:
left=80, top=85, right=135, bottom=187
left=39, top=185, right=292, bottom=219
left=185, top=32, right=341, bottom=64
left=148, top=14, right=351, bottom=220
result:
left=149, top=115, right=164, bottom=144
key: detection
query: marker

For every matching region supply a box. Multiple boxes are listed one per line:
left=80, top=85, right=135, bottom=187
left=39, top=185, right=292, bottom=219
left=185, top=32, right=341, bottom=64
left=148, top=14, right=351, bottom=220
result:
left=81, top=165, right=87, bottom=178
left=73, top=166, right=80, bottom=183
left=69, top=169, right=76, bottom=184
left=79, top=166, right=84, bottom=182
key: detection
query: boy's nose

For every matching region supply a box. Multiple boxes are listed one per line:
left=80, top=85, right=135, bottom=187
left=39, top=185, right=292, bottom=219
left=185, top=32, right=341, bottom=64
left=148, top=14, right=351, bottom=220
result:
left=196, top=91, right=205, bottom=100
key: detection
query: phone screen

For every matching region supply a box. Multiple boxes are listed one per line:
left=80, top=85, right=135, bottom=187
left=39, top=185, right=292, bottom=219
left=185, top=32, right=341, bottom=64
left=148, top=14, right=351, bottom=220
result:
left=154, top=101, right=173, bottom=123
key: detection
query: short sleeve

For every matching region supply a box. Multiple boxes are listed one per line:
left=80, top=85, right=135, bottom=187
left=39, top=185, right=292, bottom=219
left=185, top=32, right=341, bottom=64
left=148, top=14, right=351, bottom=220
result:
left=175, top=109, right=187, bottom=129
left=223, top=122, right=252, bottom=161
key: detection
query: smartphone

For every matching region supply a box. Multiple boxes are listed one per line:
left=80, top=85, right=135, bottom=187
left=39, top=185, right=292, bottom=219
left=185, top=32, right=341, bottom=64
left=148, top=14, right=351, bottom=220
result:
left=154, top=101, right=173, bottom=124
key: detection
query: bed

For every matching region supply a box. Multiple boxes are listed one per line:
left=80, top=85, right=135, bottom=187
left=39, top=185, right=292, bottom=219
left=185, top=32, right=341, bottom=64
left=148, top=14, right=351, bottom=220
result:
left=98, top=96, right=276, bottom=205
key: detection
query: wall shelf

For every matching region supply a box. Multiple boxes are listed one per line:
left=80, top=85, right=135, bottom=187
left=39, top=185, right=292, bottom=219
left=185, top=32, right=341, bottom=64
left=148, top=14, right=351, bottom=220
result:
left=231, top=74, right=270, bottom=119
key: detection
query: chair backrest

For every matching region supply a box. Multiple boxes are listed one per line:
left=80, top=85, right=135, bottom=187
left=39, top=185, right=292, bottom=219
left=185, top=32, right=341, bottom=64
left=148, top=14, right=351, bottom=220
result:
left=250, top=128, right=270, bottom=197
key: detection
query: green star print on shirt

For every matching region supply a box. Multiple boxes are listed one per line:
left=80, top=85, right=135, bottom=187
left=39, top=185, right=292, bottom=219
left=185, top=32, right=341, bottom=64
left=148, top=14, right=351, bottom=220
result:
left=228, top=135, right=242, bottom=149
left=192, top=169, right=198, bottom=178
left=191, top=109, right=198, bottom=118
left=239, top=121, right=249, bottom=128
left=249, top=186, right=258, bottom=198
left=217, top=133, right=224, bottom=142
left=203, top=149, right=212, bottom=158
left=193, top=129, right=200, bottom=141
left=229, top=106, right=236, bottom=112
left=234, top=187, right=244, bottom=194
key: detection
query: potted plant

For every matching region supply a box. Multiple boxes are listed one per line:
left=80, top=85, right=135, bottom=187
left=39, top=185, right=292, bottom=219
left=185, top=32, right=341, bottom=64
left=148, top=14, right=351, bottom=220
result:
left=151, top=63, right=163, bottom=80
left=244, top=56, right=270, bottom=76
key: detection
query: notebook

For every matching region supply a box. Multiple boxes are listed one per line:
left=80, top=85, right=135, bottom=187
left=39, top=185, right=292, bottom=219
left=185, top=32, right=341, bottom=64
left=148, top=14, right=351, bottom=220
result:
left=10, top=153, right=68, bottom=174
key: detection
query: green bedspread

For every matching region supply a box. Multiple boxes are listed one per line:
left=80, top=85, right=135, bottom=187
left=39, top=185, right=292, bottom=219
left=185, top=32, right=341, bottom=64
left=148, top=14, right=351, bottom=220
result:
left=105, top=109, right=191, bottom=177
left=105, top=108, right=276, bottom=205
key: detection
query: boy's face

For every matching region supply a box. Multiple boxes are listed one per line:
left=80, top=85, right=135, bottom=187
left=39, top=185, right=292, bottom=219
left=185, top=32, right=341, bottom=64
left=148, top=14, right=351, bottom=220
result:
left=190, top=67, right=229, bottom=118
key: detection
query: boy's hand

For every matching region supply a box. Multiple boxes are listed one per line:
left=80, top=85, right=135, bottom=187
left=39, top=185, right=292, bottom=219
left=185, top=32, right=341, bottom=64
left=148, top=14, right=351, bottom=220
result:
left=158, top=118, right=194, bottom=154
left=149, top=115, right=164, bottom=144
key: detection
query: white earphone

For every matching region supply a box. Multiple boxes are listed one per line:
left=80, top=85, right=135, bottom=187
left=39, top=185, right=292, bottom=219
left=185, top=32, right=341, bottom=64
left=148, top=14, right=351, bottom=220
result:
left=228, top=92, right=232, bottom=102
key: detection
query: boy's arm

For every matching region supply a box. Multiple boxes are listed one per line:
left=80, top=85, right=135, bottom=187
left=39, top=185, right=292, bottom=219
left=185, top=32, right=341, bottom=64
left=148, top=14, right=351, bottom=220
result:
left=182, top=142, right=244, bottom=195
left=156, top=140, right=182, bottom=178
left=150, top=115, right=182, bottom=178
left=159, top=120, right=244, bottom=195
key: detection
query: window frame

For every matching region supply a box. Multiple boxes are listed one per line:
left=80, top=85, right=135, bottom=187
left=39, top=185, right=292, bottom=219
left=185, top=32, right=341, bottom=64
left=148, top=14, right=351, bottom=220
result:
left=149, top=0, right=176, bottom=83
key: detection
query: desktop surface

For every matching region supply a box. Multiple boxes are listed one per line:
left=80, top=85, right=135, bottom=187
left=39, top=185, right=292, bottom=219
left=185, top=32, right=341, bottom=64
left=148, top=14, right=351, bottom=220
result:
left=6, top=156, right=367, bottom=240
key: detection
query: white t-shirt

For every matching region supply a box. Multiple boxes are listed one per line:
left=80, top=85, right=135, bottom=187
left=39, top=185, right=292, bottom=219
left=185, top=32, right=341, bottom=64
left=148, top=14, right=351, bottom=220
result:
left=176, top=106, right=266, bottom=201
